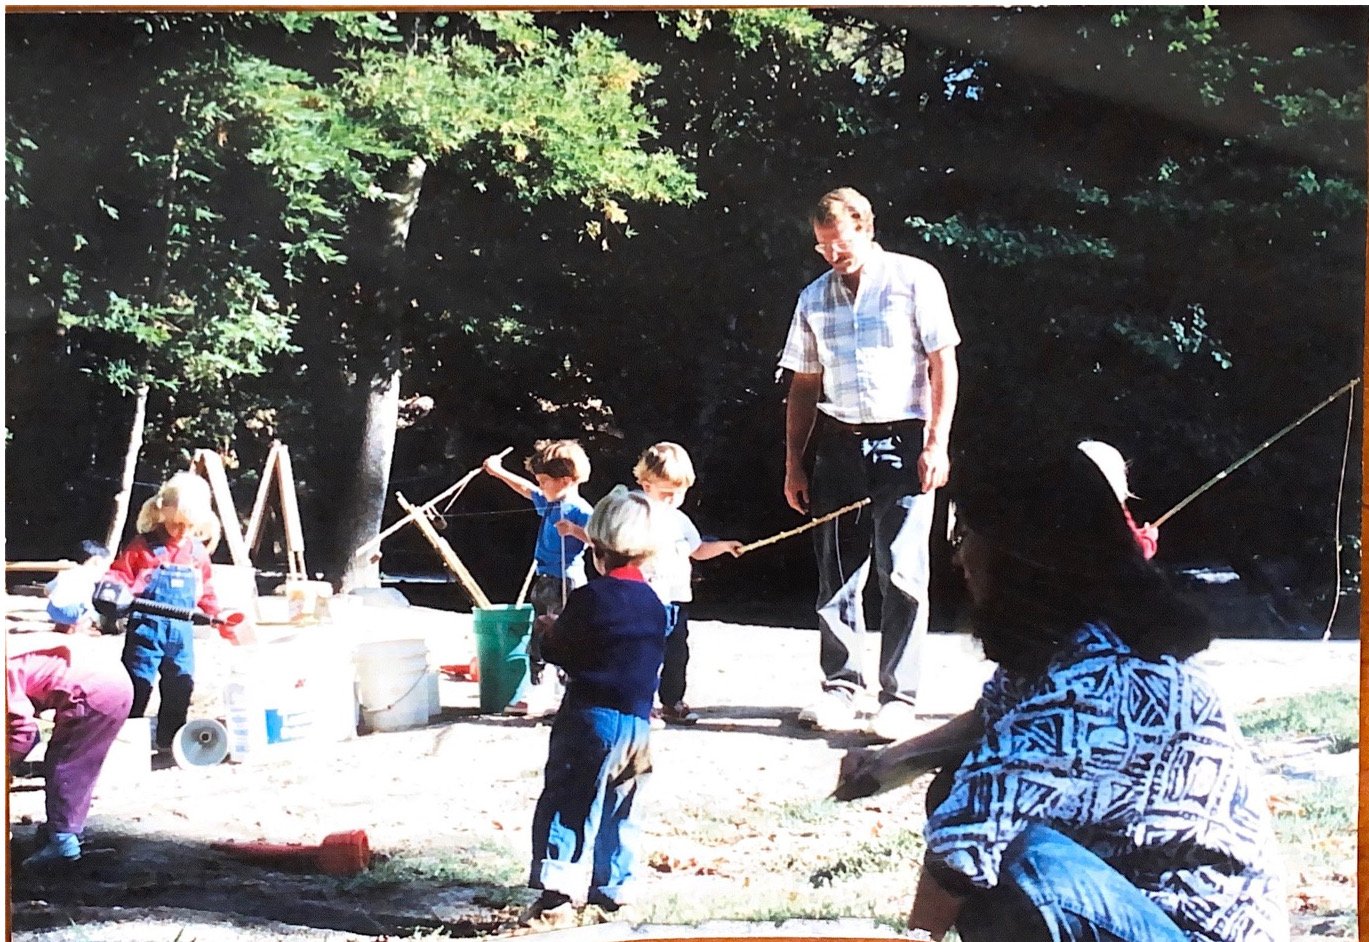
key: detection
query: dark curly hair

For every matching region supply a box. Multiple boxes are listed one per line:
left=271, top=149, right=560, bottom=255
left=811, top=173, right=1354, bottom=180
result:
left=950, top=440, right=1211, bottom=678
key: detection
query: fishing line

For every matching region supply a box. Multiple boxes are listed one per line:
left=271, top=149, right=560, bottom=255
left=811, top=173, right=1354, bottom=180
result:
left=1321, top=386, right=1357, bottom=641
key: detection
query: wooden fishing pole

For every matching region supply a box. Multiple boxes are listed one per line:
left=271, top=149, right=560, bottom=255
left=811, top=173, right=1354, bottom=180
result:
left=353, top=447, right=511, bottom=560
left=735, top=498, right=872, bottom=556
left=514, top=558, right=538, bottom=607
left=1152, top=377, right=1361, bottom=529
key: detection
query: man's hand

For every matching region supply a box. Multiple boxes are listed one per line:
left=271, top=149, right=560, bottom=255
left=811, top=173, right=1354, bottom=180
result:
left=481, top=453, right=505, bottom=475
left=918, top=444, right=950, bottom=493
left=784, top=465, right=811, bottom=514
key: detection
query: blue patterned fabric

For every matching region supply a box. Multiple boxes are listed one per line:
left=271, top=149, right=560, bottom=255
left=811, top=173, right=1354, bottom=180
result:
left=926, top=623, right=1288, bottom=942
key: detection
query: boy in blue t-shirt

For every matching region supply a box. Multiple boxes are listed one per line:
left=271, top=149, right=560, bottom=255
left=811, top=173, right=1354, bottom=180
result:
left=483, top=440, right=593, bottom=716
left=520, top=485, right=669, bottom=928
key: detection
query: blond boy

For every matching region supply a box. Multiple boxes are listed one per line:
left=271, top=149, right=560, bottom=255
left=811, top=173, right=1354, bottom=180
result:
left=633, top=442, right=741, bottom=725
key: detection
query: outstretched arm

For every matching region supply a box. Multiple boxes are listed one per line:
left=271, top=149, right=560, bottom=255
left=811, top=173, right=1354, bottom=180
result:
left=482, top=453, right=537, bottom=500
left=692, top=540, right=743, bottom=561
left=833, top=709, right=982, bottom=800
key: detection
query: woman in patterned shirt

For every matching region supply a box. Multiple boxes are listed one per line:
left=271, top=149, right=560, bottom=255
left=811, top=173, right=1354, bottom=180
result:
left=874, top=441, right=1288, bottom=942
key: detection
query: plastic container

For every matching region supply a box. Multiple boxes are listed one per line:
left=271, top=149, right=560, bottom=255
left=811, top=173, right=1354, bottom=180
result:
left=224, top=639, right=357, bottom=762
left=224, top=676, right=268, bottom=763
left=472, top=604, right=534, bottom=713
left=355, top=638, right=433, bottom=733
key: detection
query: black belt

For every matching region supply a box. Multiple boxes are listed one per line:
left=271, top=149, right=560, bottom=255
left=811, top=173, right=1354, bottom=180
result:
left=819, top=416, right=923, bottom=438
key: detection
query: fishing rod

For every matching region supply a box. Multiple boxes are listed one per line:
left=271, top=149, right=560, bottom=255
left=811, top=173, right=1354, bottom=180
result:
left=1152, top=377, right=1361, bottom=529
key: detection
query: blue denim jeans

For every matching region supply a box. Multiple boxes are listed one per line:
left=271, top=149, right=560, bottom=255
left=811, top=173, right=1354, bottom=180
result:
left=810, top=420, right=934, bottom=704
left=956, top=824, right=1190, bottom=942
left=121, top=562, right=198, bottom=748
left=530, top=704, right=652, bottom=905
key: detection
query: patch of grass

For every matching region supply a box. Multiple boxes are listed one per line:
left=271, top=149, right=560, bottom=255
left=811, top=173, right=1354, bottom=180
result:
left=1271, top=779, right=1356, bottom=877
left=346, top=837, right=523, bottom=892
left=1239, top=686, right=1358, bottom=749
left=808, top=825, right=925, bottom=886
left=771, top=796, right=844, bottom=828
left=640, top=882, right=901, bottom=925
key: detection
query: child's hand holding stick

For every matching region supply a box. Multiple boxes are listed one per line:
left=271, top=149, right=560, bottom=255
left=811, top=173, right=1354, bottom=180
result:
left=734, top=498, right=871, bottom=556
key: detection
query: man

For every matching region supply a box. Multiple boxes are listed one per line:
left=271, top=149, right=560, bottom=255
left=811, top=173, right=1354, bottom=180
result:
left=778, top=187, right=960, bottom=741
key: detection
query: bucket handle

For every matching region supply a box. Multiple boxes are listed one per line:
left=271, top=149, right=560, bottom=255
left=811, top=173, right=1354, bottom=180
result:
left=359, top=671, right=432, bottom=716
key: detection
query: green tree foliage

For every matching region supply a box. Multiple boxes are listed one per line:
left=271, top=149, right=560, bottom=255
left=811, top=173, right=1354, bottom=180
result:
left=6, top=8, right=1362, bottom=626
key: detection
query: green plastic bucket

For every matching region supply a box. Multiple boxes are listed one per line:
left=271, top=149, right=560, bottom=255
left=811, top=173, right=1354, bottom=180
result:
left=473, top=604, right=534, bottom=713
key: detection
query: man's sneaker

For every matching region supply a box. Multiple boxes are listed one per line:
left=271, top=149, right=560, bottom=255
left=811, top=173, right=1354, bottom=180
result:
left=659, top=701, right=699, bottom=726
left=648, top=709, right=666, bottom=731
left=869, top=699, right=920, bottom=743
left=518, top=891, right=578, bottom=929
left=22, top=831, right=80, bottom=870
left=503, top=699, right=529, bottom=717
left=797, top=690, right=858, bottom=731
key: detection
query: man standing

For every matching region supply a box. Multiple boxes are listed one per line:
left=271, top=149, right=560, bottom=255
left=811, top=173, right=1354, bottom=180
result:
left=778, top=187, right=960, bottom=742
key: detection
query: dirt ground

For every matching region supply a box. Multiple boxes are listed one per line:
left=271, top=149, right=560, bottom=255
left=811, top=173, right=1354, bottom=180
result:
left=6, top=593, right=1361, bottom=941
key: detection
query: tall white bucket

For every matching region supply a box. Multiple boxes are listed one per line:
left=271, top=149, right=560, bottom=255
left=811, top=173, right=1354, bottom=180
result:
left=356, top=639, right=433, bottom=733
left=224, top=638, right=358, bottom=763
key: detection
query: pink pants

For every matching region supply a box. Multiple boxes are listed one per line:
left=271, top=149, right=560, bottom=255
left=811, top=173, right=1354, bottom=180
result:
left=8, top=647, right=134, bottom=834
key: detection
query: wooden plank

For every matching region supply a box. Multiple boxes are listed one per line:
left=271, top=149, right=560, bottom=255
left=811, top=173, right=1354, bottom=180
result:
left=396, top=492, right=491, bottom=610
left=243, top=442, right=281, bottom=555
left=274, top=445, right=307, bottom=578
left=5, top=560, right=78, bottom=573
left=191, top=450, right=251, bottom=567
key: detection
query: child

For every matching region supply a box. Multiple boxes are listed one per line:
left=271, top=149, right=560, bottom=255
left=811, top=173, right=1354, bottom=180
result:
left=522, top=485, right=668, bottom=927
left=44, top=540, right=111, bottom=633
left=482, top=441, right=594, bottom=717
left=1077, top=440, right=1160, bottom=559
left=106, top=471, right=223, bottom=751
left=633, top=443, right=742, bottom=726
left=9, top=630, right=134, bottom=869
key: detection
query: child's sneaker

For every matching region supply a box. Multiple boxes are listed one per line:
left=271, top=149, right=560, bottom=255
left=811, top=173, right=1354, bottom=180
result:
left=502, top=699, right=530, bottom=717
left=659, top=701, right=699, bottom=726
left=518, top=891, right=578, bottom=929
left=22, top=830, right=80, bottom=870
left=648, top=708, right=666, bottom=731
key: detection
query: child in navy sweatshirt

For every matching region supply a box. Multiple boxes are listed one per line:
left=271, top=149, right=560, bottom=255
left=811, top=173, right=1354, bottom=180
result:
left=521, top=485, right=669, bottom=927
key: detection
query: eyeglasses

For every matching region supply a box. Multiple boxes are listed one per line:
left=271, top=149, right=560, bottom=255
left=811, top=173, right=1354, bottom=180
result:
left=813, top=236, right=869, bottom=257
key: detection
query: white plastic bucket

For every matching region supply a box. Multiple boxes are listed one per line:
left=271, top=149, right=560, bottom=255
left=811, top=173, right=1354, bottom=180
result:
left=225, top=676, right=268, bottom=763
left=224, top=638, right=358, bottom=762
left=355, top=639, right=433, bottom=733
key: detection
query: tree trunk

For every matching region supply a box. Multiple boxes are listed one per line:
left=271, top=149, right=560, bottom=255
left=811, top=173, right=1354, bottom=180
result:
left=104, top=383, right=149, bottom=551
left=334, top=156, right=428, bottom=593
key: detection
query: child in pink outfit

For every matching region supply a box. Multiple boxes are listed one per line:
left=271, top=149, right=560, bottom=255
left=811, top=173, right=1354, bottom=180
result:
left=8, top=633, right=134, bottom=868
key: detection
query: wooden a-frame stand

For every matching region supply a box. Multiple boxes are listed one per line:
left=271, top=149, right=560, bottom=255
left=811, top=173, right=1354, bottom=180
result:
left=240, top=441, right=308, bottom=581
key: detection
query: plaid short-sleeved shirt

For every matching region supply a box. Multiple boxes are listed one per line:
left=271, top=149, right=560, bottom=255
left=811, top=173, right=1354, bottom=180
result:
left=778, top=245, right=960, bottom=424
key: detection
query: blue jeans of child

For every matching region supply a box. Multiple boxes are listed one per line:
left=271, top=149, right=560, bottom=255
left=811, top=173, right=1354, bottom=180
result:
left=121, top=563, right=198, bottom=748
left=530, top=703, right=652, bottom=905
left=955, top=824, right=1189, bottom=942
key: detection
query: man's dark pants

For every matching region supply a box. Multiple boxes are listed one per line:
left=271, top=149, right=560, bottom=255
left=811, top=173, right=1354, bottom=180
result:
left=809, top=418, right=934, bottom=706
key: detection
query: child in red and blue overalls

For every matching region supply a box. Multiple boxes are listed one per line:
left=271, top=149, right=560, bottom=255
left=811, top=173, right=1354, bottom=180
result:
left=106, top=472, right=224, bottom=751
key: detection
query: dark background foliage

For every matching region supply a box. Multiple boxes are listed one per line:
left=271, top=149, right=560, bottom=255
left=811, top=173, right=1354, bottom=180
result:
left=7, top=7, right=1363, bottom=634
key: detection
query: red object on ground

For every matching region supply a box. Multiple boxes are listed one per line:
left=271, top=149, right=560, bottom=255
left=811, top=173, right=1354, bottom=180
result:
left=440, top=660, right=477, bottom=681
left=211, top=829, right=371, bottom=876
